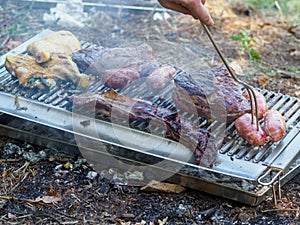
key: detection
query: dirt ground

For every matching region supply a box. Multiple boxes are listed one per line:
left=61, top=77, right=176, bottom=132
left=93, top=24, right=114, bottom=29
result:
left=0, top=136, right=299, bottom=225
left=0, top=1, right=299, bottom=224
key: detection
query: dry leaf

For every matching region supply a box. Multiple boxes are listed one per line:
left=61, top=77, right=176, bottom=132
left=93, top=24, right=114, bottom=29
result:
left=290, top=49, right=300, bottom=57
left=120, top=222, right=131, bottom=225
left=63, top=161, right=72, bottom=169
left=158, top=217, right=168, bottom=225
left=34, top=195, right=61, bottom=204
left=135, top=220, right=146, bottom=225
left=115, top=219, right=131, bottom=225
left=257, top=75, right=269, bottom=87
left=140, top=180, right=186, bottom=194
left=122, top=213, right=135, bottom=219
left=49, top=186, right=61, bottom=198
left=1, top=171, right=8, bottom=179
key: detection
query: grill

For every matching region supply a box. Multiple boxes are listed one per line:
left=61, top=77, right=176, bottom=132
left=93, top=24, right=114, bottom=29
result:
left=0, top=30, right=299, bottom=206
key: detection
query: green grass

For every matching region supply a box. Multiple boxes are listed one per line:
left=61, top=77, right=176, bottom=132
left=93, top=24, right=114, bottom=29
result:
left=244, top=0, right=276, bottom=9
left=231, top=0, right=300, bottom=81
left=0, top=1, right=32, bottom=39
left=244, top=0, right=300, bottom=23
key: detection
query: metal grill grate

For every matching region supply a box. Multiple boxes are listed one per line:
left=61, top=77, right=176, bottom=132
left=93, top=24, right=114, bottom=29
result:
left=0, top=30, right=299, bottom=183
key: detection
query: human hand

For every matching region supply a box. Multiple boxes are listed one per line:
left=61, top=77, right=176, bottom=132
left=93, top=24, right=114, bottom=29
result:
left=158, top=0, right=214, bottom=26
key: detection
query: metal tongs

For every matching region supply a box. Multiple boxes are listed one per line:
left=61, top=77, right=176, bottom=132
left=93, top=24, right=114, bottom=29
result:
left=201, top=22, right=259, bottom=130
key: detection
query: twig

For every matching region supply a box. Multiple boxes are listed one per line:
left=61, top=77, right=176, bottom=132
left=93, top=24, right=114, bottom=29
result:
left=10, top=171, right=29, bottom=193
left=261, top=208, right=299, bottom=213
left=34, top=213, right=63, bottom=225
left=1, top=35, right=10, bottom=47
left=0, top=195, right=27, bottom=201
left=60, top=221, right=79, bottom=225
left=14, top=214, right=33, bottom=220
left=0, top=195, right=15, bottom=200
left=8, top=162, right=31, bottom=194
left=54, top=211, right=78, bottom=219
left=54, top=210, right=83, bottom=221
left=277, top=69, right=300, bottom=80
left=14, top=161, right=30, bottom=174
left=274, top=1, right=284, bottom=23
left=0, top=159, right=20, bottom=163
left=0, top=195, right=52, bottom=207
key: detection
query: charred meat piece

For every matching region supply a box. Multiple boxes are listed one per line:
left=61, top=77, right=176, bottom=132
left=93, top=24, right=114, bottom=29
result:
left=72, top=44, right=157, bottom=88
left=72, top=89, right=218, bottom=167
left=73, top=44, right=179, bottom=89
left=71, top=47, right=103, bottom=73
left=173, top=65, right=251, bottom=123
left=5, top=53, right=89, bottom=89
left=72, top=44, right=154, bottom=75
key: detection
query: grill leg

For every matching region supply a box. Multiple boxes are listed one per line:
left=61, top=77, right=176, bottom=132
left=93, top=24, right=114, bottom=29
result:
left=272, top=172, right=282, bottom=205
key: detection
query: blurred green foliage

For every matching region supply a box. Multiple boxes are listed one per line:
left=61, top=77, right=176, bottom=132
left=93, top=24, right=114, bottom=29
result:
left=244, top=0, right=300, bottom=23
left=230, top=29, right=261, bottom=61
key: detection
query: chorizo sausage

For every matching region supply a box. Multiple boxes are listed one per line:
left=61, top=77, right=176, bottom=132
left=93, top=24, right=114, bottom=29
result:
left=243, top=90, right=267, bottom=119
left=263, top=110, right=286, bottom=142
left=235, top=113, right=268, bottom=146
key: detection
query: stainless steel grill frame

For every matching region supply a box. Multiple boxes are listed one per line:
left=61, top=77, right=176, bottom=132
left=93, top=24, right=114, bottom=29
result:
left=0, top=30, right=299, bottom=205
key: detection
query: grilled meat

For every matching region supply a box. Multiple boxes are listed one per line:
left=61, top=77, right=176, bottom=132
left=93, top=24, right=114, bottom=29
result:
left=139, top=62, right=159, bottom=77
left=235, top=113, right=268, bottom=146
left=243, top=90, right=267, bottom=119
left=263, top=110, right=286, bottom=142
left=73, top=45, right=250, bottom=121
left=146, top=65, right=177, bottom=89
left=72, top=44, right=154, bottom=75
left=5, top=53, right=89, bottom=89
left=72, top=44, right=154, bottom=89
left=173, top=65, right=251, bottom=123
left=101, top=63, right=176, bottom=89
left=72, top=89, right=218, bottom=167
left=72, top=45, right=178, bottom=89
left=5, top=30, right=89, bottom=89
left=102, top=68, right=140, bottom=89
left=27, top=30, right=81, bottom=63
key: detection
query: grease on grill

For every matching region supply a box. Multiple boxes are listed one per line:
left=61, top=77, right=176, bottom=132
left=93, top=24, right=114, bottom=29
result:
left=80, top=120, right=91, bottom=127
left=14, top=94, right=28, bottom=111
